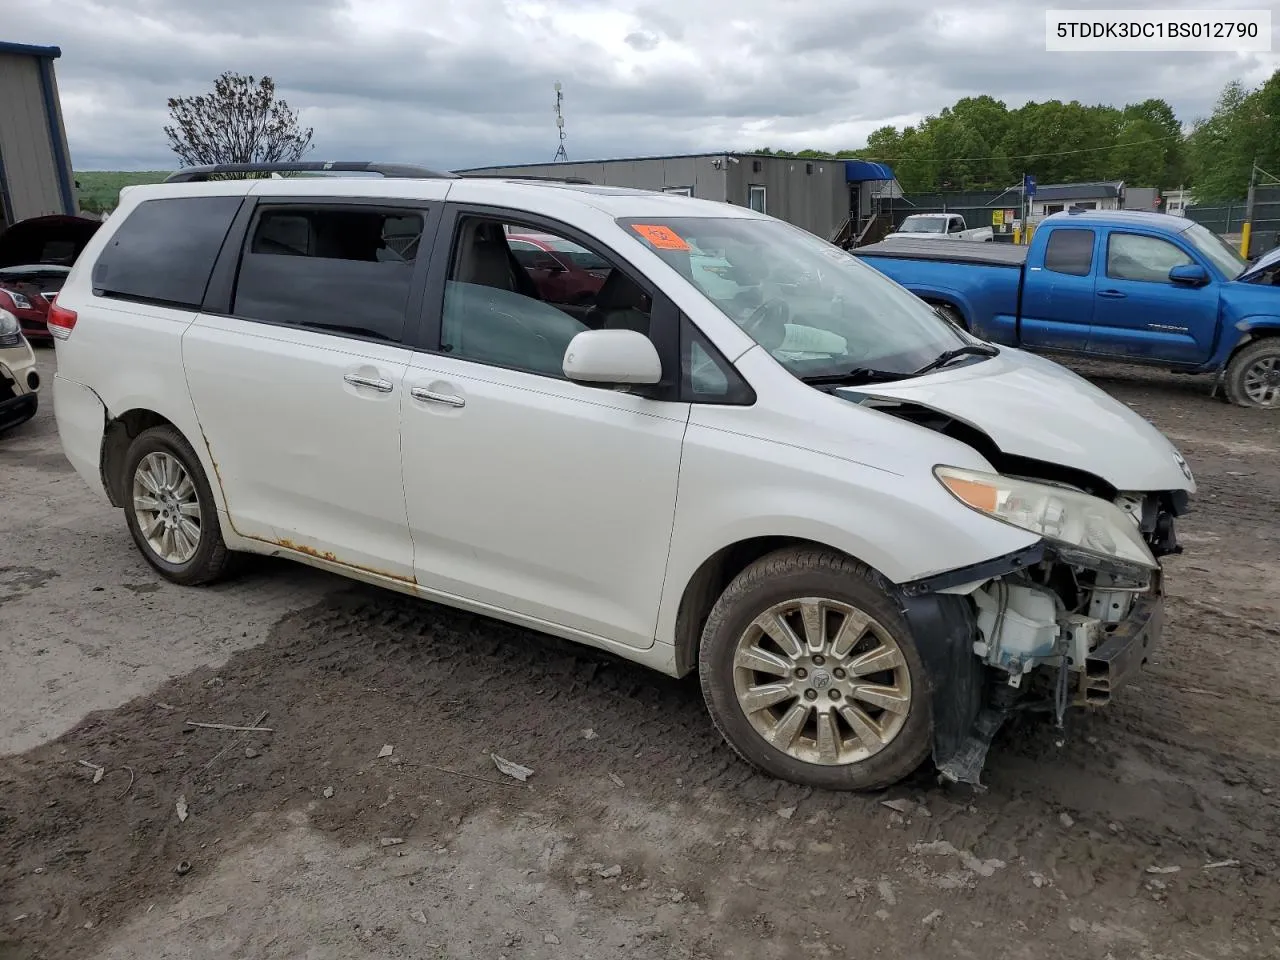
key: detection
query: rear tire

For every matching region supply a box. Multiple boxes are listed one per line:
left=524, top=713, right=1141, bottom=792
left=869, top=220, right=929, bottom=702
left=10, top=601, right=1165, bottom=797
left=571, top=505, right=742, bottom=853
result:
left=698, top=548, right=933, bottom=791
left=1223, top=339, right=1280, bottom=409
left=122, top=425, right=237, bottom=585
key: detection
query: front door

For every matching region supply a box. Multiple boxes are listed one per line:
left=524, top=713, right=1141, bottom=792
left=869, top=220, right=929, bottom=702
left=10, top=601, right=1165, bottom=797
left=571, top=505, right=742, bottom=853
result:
left=400, top=210, right=690, bottom=648
left=183, top=199, right=438, bottom=581
left=1087, top=230, right=1220, bottom=364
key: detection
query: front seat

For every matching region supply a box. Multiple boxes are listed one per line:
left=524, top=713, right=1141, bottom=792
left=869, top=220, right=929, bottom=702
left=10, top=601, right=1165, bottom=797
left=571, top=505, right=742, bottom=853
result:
left=455, top=222, right=542, bottom=300
left=588, top=269, right=651, bottom=333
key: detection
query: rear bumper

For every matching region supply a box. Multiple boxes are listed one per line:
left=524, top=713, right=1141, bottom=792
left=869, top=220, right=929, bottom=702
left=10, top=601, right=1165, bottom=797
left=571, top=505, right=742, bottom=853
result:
left=52, top=373, right=109, bottom=500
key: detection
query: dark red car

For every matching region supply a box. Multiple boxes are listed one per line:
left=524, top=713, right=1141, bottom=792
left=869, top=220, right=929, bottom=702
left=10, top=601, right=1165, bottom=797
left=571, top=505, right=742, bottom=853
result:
left=506, top=232, right=611, bottom=304
left=0, top=214, right=101, bottom=342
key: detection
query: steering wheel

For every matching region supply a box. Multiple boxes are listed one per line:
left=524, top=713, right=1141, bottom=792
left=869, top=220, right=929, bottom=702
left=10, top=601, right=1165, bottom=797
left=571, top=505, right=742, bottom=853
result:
left=741, top=297, right=790, bottom=349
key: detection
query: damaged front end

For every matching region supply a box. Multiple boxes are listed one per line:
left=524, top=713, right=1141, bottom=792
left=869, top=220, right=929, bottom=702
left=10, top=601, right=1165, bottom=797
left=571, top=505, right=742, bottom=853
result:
left=898, top=478, right=1189, bottom=787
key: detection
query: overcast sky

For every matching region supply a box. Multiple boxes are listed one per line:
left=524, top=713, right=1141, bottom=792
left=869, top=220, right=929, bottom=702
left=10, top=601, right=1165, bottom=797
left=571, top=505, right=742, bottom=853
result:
left=9, top=0, right=1279, bottom=171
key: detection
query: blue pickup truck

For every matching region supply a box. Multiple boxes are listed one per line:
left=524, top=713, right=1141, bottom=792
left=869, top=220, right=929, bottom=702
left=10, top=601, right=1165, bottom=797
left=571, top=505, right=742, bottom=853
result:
left=854, top=210, right=1280, bottom=408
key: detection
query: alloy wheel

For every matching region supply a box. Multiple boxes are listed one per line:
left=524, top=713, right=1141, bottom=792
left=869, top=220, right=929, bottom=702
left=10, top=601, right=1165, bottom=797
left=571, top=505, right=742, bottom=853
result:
left=1243, top=355, right=1280, bottom=407
left=132, top=451, right=202, bottom=564
left=731, top=597, right=913, bottom=766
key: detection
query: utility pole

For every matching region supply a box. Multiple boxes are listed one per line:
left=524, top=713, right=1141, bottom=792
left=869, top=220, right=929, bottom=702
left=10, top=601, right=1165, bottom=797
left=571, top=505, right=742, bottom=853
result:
left=1241, top=161, right=1258, bottom=258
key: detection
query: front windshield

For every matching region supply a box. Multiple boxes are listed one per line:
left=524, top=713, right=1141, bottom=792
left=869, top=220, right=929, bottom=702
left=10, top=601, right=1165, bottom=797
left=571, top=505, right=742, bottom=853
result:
left=619, top=217, right=970, bottom=379
left=899, top=217, right=945, bottom=234
left=1183, top=220, right=1247, bottom=279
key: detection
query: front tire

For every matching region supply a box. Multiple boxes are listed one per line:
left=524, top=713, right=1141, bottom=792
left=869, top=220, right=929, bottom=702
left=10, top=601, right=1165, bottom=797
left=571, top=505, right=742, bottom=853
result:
left=698, top=548, right=933, bottom=791
left=1223, top=339, right=1280, bottom=408
left=122, top=425, right=236, bottom=585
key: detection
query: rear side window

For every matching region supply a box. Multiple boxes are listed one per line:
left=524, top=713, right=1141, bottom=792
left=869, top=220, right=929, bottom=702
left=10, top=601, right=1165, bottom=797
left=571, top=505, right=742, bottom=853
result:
left=232, top=205, right=424, bottom=342
left=92, top=196, right=241, bottom=308
left=1043, top=228, right=1095, bottom=277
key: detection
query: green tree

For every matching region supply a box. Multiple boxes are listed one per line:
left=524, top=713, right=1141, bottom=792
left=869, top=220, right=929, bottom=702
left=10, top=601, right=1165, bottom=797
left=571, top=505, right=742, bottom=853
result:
left=1111, top=119, right=1167, bottom=186
left=756, top=75, right=1279, bottom=199
left=1188, top=80, right=1261, bottom=201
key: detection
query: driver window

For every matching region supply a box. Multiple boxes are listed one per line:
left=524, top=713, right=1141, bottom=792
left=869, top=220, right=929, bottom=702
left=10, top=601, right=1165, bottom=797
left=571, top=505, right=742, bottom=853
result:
left=441, top=216, right=658, bottom=380
left=1106, top=233, right=1193, bottom=283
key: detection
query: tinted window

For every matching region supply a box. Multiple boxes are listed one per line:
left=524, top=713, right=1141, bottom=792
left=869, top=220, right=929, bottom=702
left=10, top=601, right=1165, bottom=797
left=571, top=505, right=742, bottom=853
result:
left=233, top=206, right=424, bottom=342
left=1106, top=233, right=1193, bottom=283
left=92, top=196, right=241, bottom=308
left=441, top=216, right=656, bottom=381
left=1044, top=228, right=1095, bottom=276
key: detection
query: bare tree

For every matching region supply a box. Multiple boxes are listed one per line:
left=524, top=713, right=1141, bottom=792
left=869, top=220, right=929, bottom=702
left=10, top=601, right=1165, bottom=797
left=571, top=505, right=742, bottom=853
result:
left=164, top=72, right=314, bottom=167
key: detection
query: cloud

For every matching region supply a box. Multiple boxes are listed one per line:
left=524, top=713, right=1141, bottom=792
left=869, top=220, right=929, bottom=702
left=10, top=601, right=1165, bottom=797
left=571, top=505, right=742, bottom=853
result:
left=624, top=30, right=661, bottom=52
left=6, top=0, right=1277, bottom=171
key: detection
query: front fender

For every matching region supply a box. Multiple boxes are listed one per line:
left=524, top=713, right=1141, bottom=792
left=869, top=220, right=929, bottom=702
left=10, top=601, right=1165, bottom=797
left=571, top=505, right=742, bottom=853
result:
left=653, top=417, right=1040, bottom=648
left=1207, top=314, right=1280, bottom=369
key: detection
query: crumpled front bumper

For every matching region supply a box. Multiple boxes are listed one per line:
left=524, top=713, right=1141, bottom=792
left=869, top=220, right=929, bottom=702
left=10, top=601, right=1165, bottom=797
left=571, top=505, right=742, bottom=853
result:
left=895, top=538, right=1165, bottom=785
left=1079, top=583, right=1164, bottom=706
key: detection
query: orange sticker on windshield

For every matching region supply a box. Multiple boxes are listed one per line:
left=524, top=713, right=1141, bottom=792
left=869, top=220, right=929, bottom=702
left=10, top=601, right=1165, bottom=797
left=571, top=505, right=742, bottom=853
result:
left=630, top=224, right=690, bottom=251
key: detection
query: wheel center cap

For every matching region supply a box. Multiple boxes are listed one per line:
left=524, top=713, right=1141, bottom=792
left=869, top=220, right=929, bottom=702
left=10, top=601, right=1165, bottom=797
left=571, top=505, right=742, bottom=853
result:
left=811, top=670, right=832, bottom=691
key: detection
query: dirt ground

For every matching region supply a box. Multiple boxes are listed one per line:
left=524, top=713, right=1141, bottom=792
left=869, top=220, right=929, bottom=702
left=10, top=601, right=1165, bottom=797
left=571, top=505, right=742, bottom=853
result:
left=1, top=349, right=1277, bottom=960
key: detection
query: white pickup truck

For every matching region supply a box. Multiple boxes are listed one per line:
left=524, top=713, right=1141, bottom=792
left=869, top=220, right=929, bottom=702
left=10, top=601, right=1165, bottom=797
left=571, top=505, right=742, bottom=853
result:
left=884, top=213, right=993, bottom=242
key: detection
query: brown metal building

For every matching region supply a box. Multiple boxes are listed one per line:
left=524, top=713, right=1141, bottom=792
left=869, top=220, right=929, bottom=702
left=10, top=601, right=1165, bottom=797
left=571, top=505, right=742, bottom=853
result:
left=0, top=41, right=78, bottom=227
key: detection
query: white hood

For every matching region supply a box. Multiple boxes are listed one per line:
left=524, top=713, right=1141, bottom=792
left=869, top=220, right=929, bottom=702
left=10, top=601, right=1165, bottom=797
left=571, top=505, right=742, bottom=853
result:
left=839, top=348, right=1196, bottom=494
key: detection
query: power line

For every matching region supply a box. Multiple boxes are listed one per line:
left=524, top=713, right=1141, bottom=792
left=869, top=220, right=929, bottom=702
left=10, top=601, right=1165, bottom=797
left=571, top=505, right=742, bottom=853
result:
left=860, top=133, right=1182, bottom=164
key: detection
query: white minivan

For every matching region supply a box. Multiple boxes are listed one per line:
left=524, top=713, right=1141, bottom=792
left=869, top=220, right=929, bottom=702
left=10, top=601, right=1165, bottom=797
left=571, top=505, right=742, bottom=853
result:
left=51, top=162, right=1195, bottom=790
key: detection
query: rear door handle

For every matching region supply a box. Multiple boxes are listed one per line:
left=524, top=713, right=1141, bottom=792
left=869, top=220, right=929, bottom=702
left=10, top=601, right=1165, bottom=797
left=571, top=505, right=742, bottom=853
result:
left=410, top=387, right=465, bottom=408
left=1097, top=290, right=1127, bottom=299
left=344, top=374, right=394, bottom=393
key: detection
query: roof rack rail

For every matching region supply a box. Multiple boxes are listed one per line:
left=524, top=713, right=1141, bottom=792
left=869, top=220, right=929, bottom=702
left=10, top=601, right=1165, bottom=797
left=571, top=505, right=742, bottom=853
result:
left=164, top=161, right=459, bottom=183
left=456, top=172, right=595, bottom=185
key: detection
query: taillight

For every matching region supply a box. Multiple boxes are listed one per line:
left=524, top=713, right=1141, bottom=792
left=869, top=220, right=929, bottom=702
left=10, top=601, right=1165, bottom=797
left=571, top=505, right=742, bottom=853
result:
left=47, top=302, right=78, bottom=340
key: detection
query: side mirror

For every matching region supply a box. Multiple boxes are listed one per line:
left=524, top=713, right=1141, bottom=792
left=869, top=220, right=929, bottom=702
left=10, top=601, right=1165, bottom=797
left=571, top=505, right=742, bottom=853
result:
left=1169, top=264, right=1209, bottom=286
left=563, top=329, right=662, bottom=386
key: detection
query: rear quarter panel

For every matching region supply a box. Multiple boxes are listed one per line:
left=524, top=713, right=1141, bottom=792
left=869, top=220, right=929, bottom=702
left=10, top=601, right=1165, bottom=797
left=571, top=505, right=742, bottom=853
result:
left=51, top=183, right=252, bottom=520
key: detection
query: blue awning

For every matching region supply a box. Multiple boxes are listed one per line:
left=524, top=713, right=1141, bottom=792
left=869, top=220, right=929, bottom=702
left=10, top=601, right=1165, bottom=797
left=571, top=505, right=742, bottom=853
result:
left=845, top=160, right=894, bottom=182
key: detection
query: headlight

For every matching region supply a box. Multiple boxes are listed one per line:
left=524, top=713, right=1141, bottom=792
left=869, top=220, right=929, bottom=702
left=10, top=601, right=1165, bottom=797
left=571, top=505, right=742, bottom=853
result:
left=0, top=308, right=20, bottom=337
left=1, top=289, right=32, bottom=310
left=935, top=466, right=1157, bottom=571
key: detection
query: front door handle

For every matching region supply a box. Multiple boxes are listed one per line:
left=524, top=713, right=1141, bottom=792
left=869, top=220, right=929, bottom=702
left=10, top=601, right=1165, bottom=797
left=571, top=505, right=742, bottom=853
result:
left=1097, top=289, right=1127, bottom=299
left=344, top=374, right=394, bottom=393
left=410, top=387, right=465, bottom=408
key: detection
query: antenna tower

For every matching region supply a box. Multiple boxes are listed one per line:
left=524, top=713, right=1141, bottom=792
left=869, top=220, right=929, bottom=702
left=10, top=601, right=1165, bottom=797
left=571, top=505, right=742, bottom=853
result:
left=553, top=82, right=568, bottom=162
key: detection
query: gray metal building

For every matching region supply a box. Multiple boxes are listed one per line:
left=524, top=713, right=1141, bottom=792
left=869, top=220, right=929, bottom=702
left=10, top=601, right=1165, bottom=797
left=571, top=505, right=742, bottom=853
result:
left=0, top=41, right=78, bottom=228
left=459, top=153, right=895, bottom=242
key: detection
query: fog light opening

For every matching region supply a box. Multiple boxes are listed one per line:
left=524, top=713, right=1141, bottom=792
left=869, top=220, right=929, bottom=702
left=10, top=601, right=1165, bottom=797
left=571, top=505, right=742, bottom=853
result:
left=26, top=370, right=40, bottom=391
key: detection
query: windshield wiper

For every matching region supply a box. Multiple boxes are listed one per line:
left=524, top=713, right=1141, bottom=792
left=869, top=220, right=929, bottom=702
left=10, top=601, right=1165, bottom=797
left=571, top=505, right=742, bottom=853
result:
left=910, top=343, right=998, bottom=376
left=800, top=368, right=913, bottom=387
